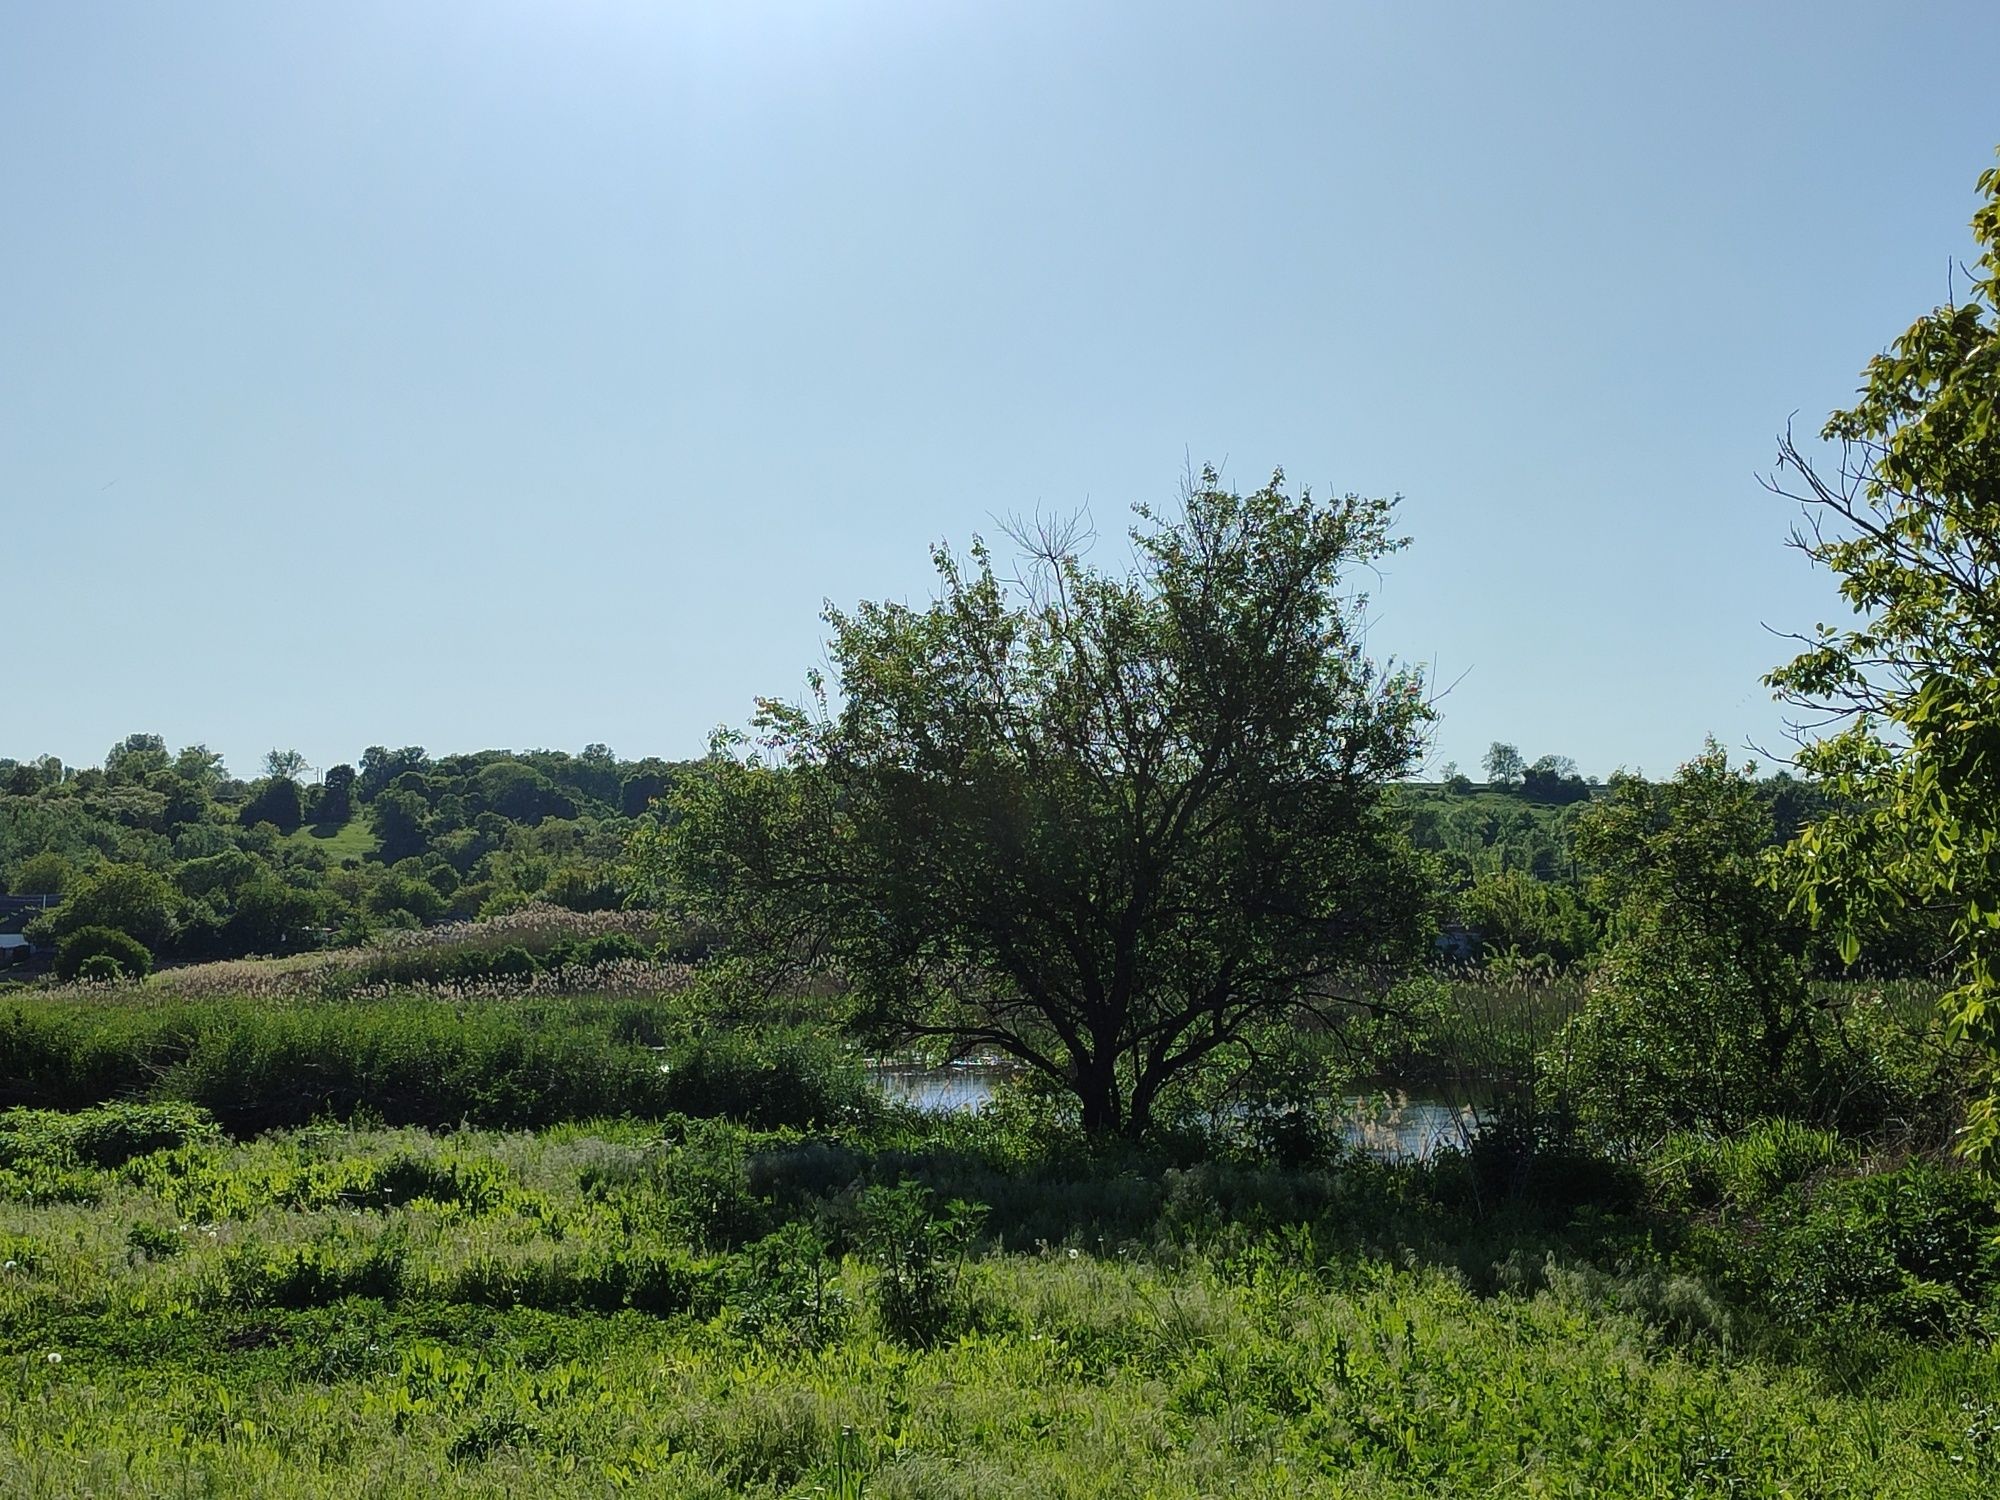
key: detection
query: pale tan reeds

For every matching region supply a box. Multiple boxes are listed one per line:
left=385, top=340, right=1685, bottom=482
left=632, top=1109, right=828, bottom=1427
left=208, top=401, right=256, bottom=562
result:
left=30, top=906, right=682, bottom=1005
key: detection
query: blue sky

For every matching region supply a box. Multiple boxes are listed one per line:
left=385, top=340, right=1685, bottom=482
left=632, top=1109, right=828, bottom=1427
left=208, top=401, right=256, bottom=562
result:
left=4, top=1, right=1996, bottom=783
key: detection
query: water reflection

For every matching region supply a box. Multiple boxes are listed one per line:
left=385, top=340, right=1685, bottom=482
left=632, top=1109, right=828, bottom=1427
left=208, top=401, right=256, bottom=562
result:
left=1331, top=1091, right=1482, bottom=1160
left=869, top=1063, right=1011, bottom=1115
left=866, top=1064, right=1480, bottom=1161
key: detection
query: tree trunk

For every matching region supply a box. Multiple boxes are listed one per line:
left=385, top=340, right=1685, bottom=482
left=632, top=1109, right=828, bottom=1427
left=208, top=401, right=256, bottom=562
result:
left=1125, top=1065, right=1164, bottom=1141
left=1076, top=1054, right=1123, bottom=1138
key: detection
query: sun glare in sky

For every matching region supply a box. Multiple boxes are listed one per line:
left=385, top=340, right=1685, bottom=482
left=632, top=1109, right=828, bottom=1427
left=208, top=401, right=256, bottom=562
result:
left=4, top=1, right=1998, bottom=780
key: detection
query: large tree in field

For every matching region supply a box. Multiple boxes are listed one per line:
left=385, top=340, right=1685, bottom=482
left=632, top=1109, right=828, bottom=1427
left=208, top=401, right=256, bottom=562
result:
left=638, top=467, right=1435, bottom=1137
left=1767, top=148, right=2000, bottom=1163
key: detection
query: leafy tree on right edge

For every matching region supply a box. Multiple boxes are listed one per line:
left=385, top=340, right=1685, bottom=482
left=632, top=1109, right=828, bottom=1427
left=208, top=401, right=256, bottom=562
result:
left=1768, top=147, right=2000, bottom=1164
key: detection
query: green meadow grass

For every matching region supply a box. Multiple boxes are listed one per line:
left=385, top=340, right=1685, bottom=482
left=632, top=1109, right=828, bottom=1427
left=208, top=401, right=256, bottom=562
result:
left=1, top=1102, right=1997, bottom=1497
left=280, top=811, right=380, bottom=862
left=0, top=969, right=1989, bottom=1496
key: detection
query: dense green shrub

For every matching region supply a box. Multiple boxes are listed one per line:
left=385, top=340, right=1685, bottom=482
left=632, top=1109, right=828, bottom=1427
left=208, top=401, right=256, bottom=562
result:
left=483, top=945, right=539, bottom=982
left=1544, top=747, right=1832, bottom=1147
left=580, top=1117, right=777, bottom=1250
left=54, top=925, right=154, bottom=981
left=29, top=864, right=180, bottom=952
left=237, top=775, right=305, bottom=834
left=310, top=1151, right=508, bottom=1213
left=732, top=1221, right=849, bottom=1351
left=0, top=996, right=671, bottom=1127
left=537, top=861, right=624, bottom=912
left=126, top=1221, right=185, bottom=1259
left=440, top=1248, right=724, bottom=1318
left=1729, top=1163, right=2000, bottom=1340
left=1647, top=1119, right=1850, bottom=1212
left=152, top=1004, right=673, bottom=1132
left=222, top=1228, right=408, bottom=1308
left=0, top=1103, right=209, bottom=1213
left=62, top=1101, right=217, bottom=1167
left=0, top=1102, right=217, bottom=1206
left=1811, top=985, right=1966, bottom=1142
left=1542, top=930, right=1822, bottom=1145
left=0, top=1003, right=165, bottom=1110
left=658, top=1027, right=869, bottom=1129
left=419, top=943, right=543, bottom=986
left=223, top=878, right=329, bottom=956
left=855, top=1179, right=985, bottom=1348
left=542, top=933, right=648, bottom=971
left=1458, top=869, right=1600, bottom=969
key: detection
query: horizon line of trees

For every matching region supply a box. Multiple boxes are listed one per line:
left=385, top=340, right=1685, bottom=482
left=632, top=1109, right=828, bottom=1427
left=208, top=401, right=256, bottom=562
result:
left=2, top=725, right=1874, bottom=984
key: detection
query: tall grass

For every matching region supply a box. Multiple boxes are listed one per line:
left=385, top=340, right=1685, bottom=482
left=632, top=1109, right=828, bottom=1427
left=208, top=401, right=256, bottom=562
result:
left=0, top=993, right=869, bottom=1132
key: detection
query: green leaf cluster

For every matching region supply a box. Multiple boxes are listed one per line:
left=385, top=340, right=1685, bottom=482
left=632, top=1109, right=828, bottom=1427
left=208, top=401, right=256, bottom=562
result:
left=1767, top=148, right=2000, bottom=1164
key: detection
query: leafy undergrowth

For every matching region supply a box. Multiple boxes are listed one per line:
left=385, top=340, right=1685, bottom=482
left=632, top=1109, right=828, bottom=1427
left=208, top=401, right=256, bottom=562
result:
left=2, top=1102, right=1999, bottom=1496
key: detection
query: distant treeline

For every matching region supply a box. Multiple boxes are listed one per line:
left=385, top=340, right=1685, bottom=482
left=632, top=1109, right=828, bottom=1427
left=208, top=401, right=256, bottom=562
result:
left=0, top=730, right=1921, bottom=986
left=0, top=736, right=694, bottom=975
left=1389, top=749, right=1927, bottom=978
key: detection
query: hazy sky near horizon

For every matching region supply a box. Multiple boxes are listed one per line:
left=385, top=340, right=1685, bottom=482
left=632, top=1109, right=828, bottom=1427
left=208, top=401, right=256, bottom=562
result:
left=5, top=1, right=1997, bottom=784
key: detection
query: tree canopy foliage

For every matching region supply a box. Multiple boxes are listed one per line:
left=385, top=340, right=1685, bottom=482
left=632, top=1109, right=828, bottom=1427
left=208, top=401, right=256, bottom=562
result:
left=0, top=737, right=692, bottom=966
left=639, top=468, right=1435, bottom=1136
left=1554, top=745, right=1822, bottom=1137
left=1768, top=149, right=2000, bottom=1163
left=1482, top=742, right=1525, bottom=786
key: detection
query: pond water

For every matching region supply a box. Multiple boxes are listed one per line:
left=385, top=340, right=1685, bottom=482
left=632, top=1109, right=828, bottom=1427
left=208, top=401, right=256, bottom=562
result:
left=866, top=1063, right=1482, bottom=1161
